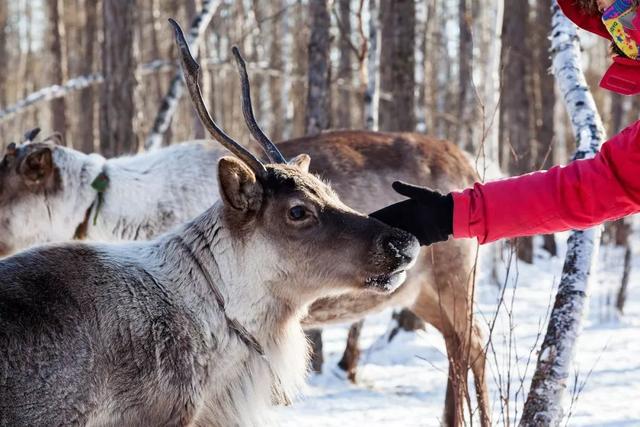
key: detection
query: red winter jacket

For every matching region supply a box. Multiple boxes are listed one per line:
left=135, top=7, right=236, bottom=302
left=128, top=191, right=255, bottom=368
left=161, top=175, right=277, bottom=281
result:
left=452, top=120, right=640, bottom=244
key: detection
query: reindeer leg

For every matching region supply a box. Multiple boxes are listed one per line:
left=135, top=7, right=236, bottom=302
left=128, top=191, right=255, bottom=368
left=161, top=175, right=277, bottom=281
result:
left=443, top=332, right=467, bottom=427
left=337, top=320, right=364, bottom=382
left=306, top=329, right=324, bottom=373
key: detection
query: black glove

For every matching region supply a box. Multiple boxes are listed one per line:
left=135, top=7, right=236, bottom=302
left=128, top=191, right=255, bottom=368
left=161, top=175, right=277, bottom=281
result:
left=369, top=181, right=454, bottom=246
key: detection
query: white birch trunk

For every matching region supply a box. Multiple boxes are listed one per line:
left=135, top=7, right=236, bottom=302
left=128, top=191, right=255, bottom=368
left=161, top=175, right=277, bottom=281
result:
left=364, top=0, right=381, bottom=131
left=519, top=2, right=606, bottom=425
left=144, top=0, right=220, bottom=151
left=482, top=0, right=503, bottom=172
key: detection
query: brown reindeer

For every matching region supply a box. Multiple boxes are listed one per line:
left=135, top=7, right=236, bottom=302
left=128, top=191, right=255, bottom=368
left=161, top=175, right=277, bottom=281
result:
left=285, top=131, right=490, bottom=427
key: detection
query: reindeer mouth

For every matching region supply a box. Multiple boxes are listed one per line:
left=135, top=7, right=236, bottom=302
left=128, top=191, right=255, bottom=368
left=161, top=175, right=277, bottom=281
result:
left=365, top=269, right=408, bottom=293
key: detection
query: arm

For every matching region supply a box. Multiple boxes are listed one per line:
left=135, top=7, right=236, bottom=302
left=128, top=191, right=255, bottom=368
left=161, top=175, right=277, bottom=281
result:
left=453, top=120, right=640, bottom=244
left=370, top=120, right=640, bottom=246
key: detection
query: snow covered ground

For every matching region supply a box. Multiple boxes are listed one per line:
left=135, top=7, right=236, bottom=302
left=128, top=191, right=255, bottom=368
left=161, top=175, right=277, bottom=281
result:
left=280, top=232, right=640, bottom=426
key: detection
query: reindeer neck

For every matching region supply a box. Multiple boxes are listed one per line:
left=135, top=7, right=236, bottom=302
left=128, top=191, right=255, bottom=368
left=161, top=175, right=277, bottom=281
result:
left=163, top=204, right=299, bottom=349
left=86, top=143, right=219, bottom=242
left=158, top=204, right=309, bottom=405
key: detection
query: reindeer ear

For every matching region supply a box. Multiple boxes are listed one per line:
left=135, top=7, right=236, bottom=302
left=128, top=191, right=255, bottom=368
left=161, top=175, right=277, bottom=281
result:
left=288, top=153, right=311, bottom=173
left=19, top=146, right=53, bottom=187
left=217, top=156, right=263, bottom=212
left=23, top=127, right=41, bottom=143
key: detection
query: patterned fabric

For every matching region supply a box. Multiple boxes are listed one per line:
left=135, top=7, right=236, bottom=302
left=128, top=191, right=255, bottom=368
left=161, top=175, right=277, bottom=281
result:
left=602, top=0, right=640, bottom=59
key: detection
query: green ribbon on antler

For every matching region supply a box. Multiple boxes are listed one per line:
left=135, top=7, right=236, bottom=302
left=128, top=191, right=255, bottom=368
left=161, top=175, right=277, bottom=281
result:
left=90, top=172, right=109, bottom=226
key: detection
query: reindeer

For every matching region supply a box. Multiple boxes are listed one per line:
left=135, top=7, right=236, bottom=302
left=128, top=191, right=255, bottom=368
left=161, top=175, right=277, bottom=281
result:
left=0, top=21, right=420, bottom=426
left=0, top=38, right=489, bottom=427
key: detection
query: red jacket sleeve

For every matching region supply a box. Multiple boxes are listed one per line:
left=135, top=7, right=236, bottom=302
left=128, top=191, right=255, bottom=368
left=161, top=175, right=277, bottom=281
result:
left=452, top=120, right=640, bottom=244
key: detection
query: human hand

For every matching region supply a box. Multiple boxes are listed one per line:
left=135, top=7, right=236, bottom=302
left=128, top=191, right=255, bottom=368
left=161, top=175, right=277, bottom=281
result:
left=369, top=181, right=454, bottom=246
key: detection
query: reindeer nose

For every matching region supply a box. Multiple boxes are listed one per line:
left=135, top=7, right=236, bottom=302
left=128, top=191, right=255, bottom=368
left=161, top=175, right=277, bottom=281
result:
left=380, top=230, right=419, bottom=267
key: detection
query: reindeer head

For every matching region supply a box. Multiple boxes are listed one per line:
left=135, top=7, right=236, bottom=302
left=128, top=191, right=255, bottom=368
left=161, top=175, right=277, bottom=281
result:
left=0, top=131, right=56, bottom=255
left=0, top=131, right=95, bottom=257
left=170, top=20, right=419, bottom=303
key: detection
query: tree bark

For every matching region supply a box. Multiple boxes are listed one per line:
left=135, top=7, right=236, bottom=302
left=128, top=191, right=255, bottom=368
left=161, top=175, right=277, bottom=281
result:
left=335, top=0, right=352, bottom=129
left=100, top=0, right=138, bottom=157
left=305, top=0, right=331, bottom=136
left=47, top=0, right=68, bottom=143
left=615, top=244, right=632, bottom=314
left=304, top=0, right=332, bottom=373
left=269, top=0, right=285, bottom=141
left=457, top=0, right=479, bottom=151
left=379, top=0, right=415, bottom=132
left=0, top=0, right=7, bottom=140
left=364, top=0, right=381, bottom=131
left=78, top=0, right=97, bottom=153
left=336, top=0, right=383, bottom=381
left=500, top=0, right=534, bottom=263
left=339, top=0, right=417, bottom=381
left=520, top=3, right=606, bottom=424
left=534, top=0, right=558, bottom=256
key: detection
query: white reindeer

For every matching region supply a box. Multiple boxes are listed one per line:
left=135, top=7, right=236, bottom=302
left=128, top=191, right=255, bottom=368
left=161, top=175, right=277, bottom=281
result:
left=0, top=22, right=419, bottom=426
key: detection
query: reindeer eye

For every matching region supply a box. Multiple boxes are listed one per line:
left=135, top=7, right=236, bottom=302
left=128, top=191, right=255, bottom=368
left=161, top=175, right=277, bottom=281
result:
left=288, top=206, right=308, bottom=221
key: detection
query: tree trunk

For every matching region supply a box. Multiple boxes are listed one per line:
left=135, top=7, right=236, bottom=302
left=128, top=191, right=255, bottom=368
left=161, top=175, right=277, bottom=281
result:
left=457, top=0, right=479, bottom=152
left=379, top=0, right=415, bottom=132
left=500, top=0, right=534, bottom=263
left=335, top=0, right=352, bottom=129
left=534, top=0, right=558, bottom=257
left=339, top=0, right=419, bottom=381
left=78, top=0, right=97, bottom=153
left=364, top=0, right=381, bottom=131
left=615, top=244, right=632, bottom=314
left=304, top=0, right=332, bottom=373
left=47, top=0, right=68, bottom=144
left=305, top=0, right=331, bottom=136
left=482, top=0, right=504, bottom=172
left=0, top=0, right=7, bottom=140
left=100, top=0, right=138, bottom=157
left=520, top=3, right=606, bottom=424
left=291, top=0, right=308, bottom=139
left=269, top=0, right=285, bottom=141
left=336, top=0, right=383, bottom=382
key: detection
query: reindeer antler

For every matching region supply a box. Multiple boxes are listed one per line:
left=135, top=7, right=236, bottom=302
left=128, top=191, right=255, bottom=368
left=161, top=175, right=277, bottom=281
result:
left=231, top=47, right=287, bottom=164
left=168, top=19, right=267, bottom=179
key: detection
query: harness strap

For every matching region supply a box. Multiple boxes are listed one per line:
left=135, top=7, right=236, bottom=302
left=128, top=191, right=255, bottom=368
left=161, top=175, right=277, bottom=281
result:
left=72, top=169, right=109, bottom=241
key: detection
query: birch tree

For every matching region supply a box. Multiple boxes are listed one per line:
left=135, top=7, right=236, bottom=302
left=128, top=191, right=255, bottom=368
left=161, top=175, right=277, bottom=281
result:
left=144, top=0, right=219, bottom=150
left=520, top=2, right=606, bottom=424
left=364, top=0, right=381, bottom=131
left=100, top=0, right=138, bottom=157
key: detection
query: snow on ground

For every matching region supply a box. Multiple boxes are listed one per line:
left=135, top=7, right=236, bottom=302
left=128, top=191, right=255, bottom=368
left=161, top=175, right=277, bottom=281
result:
left=280, top=232, right=640, bottom=426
